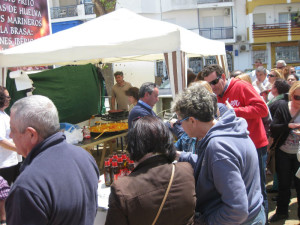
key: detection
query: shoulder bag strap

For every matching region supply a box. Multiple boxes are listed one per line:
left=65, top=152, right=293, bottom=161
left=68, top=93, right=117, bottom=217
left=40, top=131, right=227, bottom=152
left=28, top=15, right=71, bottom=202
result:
left=152, top=163, right=175, bottom=225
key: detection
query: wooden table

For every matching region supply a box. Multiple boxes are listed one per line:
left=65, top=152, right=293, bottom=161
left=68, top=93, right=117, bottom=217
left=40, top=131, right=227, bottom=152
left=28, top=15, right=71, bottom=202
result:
left=78, top=131, right=127, bottom=170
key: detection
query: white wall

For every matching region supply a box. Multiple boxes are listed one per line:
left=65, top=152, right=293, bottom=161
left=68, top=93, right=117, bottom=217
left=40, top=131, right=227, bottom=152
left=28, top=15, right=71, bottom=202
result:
left=113, top=61, right=155, bottom=88
left=162, top=9, right=198, bottom=29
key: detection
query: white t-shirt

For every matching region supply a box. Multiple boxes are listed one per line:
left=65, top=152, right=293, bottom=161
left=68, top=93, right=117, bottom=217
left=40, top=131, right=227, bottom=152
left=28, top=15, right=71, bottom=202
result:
left=0, top=111, right=20, bottom=168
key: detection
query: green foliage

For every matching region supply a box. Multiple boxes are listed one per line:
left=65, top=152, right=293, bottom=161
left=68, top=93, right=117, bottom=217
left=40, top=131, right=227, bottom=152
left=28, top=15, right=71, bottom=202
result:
left=98, top=0, right=116, bottom=12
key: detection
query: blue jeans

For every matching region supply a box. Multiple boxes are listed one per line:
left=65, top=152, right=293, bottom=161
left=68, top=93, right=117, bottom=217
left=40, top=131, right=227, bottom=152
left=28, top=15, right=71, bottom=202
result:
left=241, top=205, right=266, bottom=225
left=257, top=146, right=268, bottom=221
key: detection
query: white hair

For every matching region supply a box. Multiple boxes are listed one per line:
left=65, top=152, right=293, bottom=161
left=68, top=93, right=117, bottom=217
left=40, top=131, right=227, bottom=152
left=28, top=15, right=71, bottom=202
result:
left=10, top=95, right=60, bottom=139
left=276, top=60, right=286, bottom=67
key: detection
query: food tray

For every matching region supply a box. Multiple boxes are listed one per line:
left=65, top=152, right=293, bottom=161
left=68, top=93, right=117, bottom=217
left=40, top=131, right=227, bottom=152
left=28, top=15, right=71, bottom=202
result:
left=89, top=122, right=128, bottom=135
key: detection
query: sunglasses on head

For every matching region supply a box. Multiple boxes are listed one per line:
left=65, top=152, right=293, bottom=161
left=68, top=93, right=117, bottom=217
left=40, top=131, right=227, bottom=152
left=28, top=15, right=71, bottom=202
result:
left=267, top=74, right=276, bottom=78
left=294, top=95, right=300, bottom=101
left=209, top=77, right=221, bottom=86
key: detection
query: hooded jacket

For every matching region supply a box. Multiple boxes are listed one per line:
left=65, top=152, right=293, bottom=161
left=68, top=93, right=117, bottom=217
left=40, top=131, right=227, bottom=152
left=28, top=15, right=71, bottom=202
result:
left=218, top=78, right=268, bottom=149
left=179, top=109, right=263, bottom=225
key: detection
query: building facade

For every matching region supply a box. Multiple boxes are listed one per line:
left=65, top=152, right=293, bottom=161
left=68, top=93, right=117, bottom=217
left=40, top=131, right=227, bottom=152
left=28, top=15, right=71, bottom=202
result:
left=115, top=0, right=300, bottom=72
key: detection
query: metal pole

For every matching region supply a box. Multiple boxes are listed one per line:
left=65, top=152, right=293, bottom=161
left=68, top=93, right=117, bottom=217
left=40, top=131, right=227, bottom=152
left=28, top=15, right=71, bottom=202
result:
left=160, top=0, right=162, bottom=21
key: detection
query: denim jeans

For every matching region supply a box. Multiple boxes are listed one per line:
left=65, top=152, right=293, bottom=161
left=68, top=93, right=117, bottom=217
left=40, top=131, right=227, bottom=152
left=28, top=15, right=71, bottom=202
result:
left=256, top=146, right=268, bottom=221
left=241, top=205, right=266, bottom=225
left=275, top=149, right=300, bottom=218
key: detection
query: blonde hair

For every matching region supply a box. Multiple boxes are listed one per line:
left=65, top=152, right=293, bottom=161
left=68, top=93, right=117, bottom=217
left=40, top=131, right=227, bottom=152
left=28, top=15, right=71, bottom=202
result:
left=236, top=73, right=252, bottom=84
left=282, top=66, right=292, bottom=80
left=270, top=68, right=284, bottom=79
left=191, top=80, right=213, bottom=93
left=289, top=81, right=300, bottom=101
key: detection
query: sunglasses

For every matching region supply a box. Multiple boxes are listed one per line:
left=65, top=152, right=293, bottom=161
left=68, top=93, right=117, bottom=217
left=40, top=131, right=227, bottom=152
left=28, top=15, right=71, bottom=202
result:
left=177, top=117, right=190, bottom=125
left=209, top=77, right=221, bottom=86
left=294, top=95, right=300, bottom=101
left=267, top=74, right=276, bottom=78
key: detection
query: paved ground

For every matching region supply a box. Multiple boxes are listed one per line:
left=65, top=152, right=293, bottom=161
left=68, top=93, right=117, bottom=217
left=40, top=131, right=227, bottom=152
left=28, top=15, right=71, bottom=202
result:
left=267, top=173, right=299, bottom=225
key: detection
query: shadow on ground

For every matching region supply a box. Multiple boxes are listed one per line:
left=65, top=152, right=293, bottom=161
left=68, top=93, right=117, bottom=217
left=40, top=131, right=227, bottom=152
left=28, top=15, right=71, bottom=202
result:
left=267, top=173, right=299, bottom=225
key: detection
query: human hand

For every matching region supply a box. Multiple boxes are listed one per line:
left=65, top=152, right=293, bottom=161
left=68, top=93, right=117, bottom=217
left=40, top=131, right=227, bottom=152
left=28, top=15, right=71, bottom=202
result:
left=289, top=123, right=300, bottom=129
left=225, top=100, right=233, bottom=109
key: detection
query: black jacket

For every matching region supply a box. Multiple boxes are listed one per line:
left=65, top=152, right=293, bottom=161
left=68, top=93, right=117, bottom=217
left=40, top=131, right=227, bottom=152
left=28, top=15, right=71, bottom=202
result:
left=6, top=132, right=99, bottom=225
left=270, top=100, right=292, bottom=148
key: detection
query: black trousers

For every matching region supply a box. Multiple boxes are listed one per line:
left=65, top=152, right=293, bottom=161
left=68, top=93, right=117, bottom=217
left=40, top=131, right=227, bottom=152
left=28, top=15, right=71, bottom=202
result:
left=275, top=149, right=300, bottom=218
left=0, top=163, right=21, bottom=186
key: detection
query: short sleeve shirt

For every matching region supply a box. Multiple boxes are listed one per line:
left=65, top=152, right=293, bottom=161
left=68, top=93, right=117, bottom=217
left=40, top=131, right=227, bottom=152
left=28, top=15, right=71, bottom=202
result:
left=111, top=81, right=132, bottom=110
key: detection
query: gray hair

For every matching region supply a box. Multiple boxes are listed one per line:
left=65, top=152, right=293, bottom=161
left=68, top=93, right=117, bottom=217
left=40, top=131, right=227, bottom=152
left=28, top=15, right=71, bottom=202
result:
left=10, top=95, right=60, bottom=139
left=256, top=66, right=266, bottom=74
left=172, top=83, right=216, bottom=122
left=276, top=60, right=286, bottom=67
left=139, top=82, right=157, bottom=99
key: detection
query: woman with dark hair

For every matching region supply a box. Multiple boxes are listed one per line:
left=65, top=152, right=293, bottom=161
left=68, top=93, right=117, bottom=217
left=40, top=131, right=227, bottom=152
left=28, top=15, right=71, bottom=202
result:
left=125, top=87, right=139, bottom=112
left=105, top=116, right=196, bottom=225
left=267, top=79, right=290, bottom=194
left=268, top=79, right=290, bottom=116
left=0, top=87, right=21, bottom=186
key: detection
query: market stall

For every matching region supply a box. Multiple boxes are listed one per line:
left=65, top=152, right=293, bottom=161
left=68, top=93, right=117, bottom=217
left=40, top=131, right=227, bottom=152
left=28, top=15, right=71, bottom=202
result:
left=0, top=9, right=227, bottom=224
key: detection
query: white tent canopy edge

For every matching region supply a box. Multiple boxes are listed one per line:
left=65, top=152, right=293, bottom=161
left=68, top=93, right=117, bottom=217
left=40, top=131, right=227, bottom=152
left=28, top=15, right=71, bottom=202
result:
left=0, top=8, right=227, bottom=97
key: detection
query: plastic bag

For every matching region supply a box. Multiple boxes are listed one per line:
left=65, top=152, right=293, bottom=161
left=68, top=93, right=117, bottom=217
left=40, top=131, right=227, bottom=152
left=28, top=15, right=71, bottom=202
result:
left=60, top=123, right=83, bottom=144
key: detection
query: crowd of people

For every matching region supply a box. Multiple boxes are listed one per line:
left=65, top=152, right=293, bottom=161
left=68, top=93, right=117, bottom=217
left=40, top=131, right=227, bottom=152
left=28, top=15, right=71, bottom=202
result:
left=0, top=59, right=299, bottom=225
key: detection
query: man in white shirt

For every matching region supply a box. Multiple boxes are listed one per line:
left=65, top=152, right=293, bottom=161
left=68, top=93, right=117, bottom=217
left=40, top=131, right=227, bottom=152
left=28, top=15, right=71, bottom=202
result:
left=252, top=66, right=271, bottom=95
left=250, top=59, right=269, bottom=82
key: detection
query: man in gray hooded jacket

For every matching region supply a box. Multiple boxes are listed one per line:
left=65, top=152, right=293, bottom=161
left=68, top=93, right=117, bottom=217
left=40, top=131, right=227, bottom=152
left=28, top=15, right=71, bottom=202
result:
left=172, top=83, right=265, bottom=225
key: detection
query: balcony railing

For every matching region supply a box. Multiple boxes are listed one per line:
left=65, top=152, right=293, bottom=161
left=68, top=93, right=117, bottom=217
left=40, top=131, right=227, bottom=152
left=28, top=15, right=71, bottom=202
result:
left=50, top=4, right=94, bottom=19
left=197, top=0, right=232, bottom=3
left=252, top=22, right=300, bottom=38
left=197, top=26, right=234, bottom=40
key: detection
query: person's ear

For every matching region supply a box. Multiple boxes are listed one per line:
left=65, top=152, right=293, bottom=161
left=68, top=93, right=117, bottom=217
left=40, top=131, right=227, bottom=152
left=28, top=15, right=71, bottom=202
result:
left=221, top=73, right=226, bottom=81
left=26, top=127, right=40, bottom=145
left=189, top=117, right=197, bottom=124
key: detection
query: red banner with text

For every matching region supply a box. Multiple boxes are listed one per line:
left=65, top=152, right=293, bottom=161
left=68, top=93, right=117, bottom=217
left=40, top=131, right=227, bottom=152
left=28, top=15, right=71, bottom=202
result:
left=0, top=0, right=50, bottom=50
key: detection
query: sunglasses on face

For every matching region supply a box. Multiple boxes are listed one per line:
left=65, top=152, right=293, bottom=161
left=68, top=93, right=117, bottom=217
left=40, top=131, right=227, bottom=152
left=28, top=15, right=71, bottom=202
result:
left=267, top=74, right=276, bottom=78
left=177, top=116, right=190, bottom=125
left=209, top=77, right=221, bottom=86
left=294, top=95, right=300, bottom=101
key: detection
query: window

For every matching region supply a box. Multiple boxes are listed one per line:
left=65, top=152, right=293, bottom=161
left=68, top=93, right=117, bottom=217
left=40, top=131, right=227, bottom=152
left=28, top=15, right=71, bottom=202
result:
left=252, top=50, right=268, bottom=64
left=253, top=13, right=266, bottom=25
left=205, top=56, right=217, bottom=65
left=189, top=57, right=203, bottom=74
left=155, top=60, right=167, bottom=78
left=275, top=46, right=299, bottom=63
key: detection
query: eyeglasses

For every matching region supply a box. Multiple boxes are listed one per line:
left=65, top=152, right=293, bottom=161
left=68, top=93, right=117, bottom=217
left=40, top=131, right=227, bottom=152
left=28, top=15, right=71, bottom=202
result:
left=209, top=77, right=221, bottom=86
left=267, top=74, right=276, bottom=78
left=291, top=71, right=296, bottom=74
left=178, top=117, right=190, bottom=125
left=294, top=95, right=300, bottom=101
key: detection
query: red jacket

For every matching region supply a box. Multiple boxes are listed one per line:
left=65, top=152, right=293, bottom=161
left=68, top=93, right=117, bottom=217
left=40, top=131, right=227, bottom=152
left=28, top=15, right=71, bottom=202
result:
left=218, top=78, right=269, bottom=148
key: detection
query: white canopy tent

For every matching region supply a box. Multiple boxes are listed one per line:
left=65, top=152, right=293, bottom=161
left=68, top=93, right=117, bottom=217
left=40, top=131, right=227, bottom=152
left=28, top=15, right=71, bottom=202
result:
left=0, top=8, right=226, bottom=97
